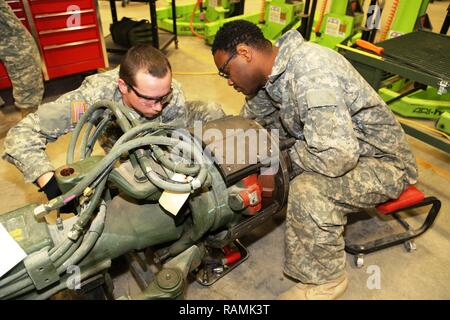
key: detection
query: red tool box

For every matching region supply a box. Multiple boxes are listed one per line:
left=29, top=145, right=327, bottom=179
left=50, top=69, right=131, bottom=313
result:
left=0, top=0, right=108, bottom=90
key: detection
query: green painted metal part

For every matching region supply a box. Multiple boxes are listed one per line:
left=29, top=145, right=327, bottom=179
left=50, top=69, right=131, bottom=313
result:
left=204, top=0, right=304, bottom=45
left=379, top=86, right=450, bottom=119
left=387, top=0, right=430, bottom=39
left=157, top=0, right=243, bottom=37
left=436, top=112, right=450, bottom=135
left=310, top=0, right=364, bottom=50
left=157, top=0, right=303, bottom=45
left=55, top=155, right=104, bottom=194
left=130, top=246, right=203, bottom=300
left=0, top=204, right=53, bottom=255
left=203, top=12, right=260, bottom=44
left=259, top=0, right=304, bottom=42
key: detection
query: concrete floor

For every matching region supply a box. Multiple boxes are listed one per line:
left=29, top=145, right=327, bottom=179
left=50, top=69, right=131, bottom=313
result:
left=0, top=0, right=449, bottom=300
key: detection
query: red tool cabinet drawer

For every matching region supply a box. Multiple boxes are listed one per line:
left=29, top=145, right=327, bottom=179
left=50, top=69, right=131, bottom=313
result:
left=1, top=0, right=107, bottom=89
left=39, top=26, right=99, bottom=46
left=44, top=42, right=104, bottom=78
left=34, top=10, right=97, bottom=31
left=28, top=0, right=94, bottom=15
left=6, top=0, right=23, bottom=10
left=43, top=40, right=102, bottom=67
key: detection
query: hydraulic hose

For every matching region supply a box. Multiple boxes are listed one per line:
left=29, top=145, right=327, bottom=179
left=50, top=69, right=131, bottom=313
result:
left=67, top=178, right=108, bottom=241
left=50, top=238, right=76, bottom=262
left=113, top=121, right=201, bottom=176
left=51, top=236, right=84, bottom=269
left=190, top=0, right=205, bottom=39
left=0, top=269, right=27, bottom=288
left=57, top=201, right=106, bottom=273
left=36, top=135, right=208, bottom=216
left=82, top=110, right=113, bottom=160
left=1, top=238, right=78, bottom=289
left=0, top=203, right=106, bottom=300
left=70, top=101, right=201, bottom=193
left=0, top=183, right=104, bottom=293
left=67, top=100, right=133, bottom=164
left=84, top=112, right=113, bottom=158
left=152, top=145, right=200, bottom=176
left=79, top=109, right=104, bottom=161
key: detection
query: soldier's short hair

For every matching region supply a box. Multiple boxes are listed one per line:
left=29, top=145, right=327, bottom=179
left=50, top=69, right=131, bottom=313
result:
left=212, top=20, right=271, bottom=54
left=119, top=44, right=172, bottom=87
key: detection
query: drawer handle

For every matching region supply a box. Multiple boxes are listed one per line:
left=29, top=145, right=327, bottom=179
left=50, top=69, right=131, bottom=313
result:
left=34, top=9, right=95, bottom=19
left=43, top=39, right=99, bottom=51
left=39, top=24, right=96, bottom=35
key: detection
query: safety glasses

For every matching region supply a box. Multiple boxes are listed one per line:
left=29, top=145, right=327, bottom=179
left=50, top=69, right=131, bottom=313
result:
left=125, top=80, right=173, bottom=105
left=218, top=51, right=237, bottom=79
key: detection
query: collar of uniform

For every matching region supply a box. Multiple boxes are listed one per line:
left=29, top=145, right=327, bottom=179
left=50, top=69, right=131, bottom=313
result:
left=267, top=30, right=304, bottom=85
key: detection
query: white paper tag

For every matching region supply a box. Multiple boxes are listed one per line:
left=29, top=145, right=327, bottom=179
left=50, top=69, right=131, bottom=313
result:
left=0, top=223, right=27, bottom=278
left=158, top=173, right=191, bottom=216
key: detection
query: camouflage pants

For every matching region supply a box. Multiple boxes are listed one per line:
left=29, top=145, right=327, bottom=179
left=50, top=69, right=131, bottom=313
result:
left=284, top=157, right=409, bottom=284
left=0, top=0, right=43, bottom=109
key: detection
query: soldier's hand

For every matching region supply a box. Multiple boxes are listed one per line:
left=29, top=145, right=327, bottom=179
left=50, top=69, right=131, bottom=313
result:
left=39, top=175, right=77, bottom=214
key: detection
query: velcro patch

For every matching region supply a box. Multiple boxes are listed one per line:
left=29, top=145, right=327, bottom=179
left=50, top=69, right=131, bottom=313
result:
left=71, top=101, right=87, bottom=124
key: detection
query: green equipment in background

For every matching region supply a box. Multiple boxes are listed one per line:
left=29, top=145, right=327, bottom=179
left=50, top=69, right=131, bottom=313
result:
left=309, top=0, right=365, bottom=49
left=156, top=0, right=248, bottom=38
left=436, top=112, right=450, bottom=135
left=157, top=0, right=304, bottom=45
left=365, top=0, right=450, bottom=136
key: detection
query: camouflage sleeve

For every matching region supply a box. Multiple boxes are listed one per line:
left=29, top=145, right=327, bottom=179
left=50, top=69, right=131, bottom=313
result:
left=3, top=112, right=56, bottom=183
left=240, top=90, right=277, bottom=120
left=2, top=71, right=114, bottom=183
left=3, top=100, right=78, bottom=183
left=290, top=72, right=360, bottom=177
left=240, top=91, right=289, bottom=134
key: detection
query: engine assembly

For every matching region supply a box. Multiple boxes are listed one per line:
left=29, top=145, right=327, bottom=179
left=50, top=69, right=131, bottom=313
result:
left=0, top=100, right=293, bottom=300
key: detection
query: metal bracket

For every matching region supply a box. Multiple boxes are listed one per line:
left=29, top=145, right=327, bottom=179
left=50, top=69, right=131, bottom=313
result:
left=23, top=249, right=60, bottom=290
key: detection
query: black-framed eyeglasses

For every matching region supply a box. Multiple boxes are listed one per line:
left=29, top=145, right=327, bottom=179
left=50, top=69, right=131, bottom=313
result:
left=125, top=80, right=173, bottom=105
left=218, top=51, right=237, bottom=79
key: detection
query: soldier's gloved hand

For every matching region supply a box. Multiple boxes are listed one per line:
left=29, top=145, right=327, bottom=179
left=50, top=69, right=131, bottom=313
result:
left=40, top=175, right=77, bottom=214
left=128, top=22, right=153, bottom=46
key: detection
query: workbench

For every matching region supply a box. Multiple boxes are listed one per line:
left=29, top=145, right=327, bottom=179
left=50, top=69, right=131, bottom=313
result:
left=341, top=31, right=450, bottom=154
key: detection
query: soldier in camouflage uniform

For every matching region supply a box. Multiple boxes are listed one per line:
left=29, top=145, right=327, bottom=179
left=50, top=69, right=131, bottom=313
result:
left=3, top=44, right=225, bottom=207
left=212, top=20, right=418, bottom=299
left=0, top=0, right=43, bottom=115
